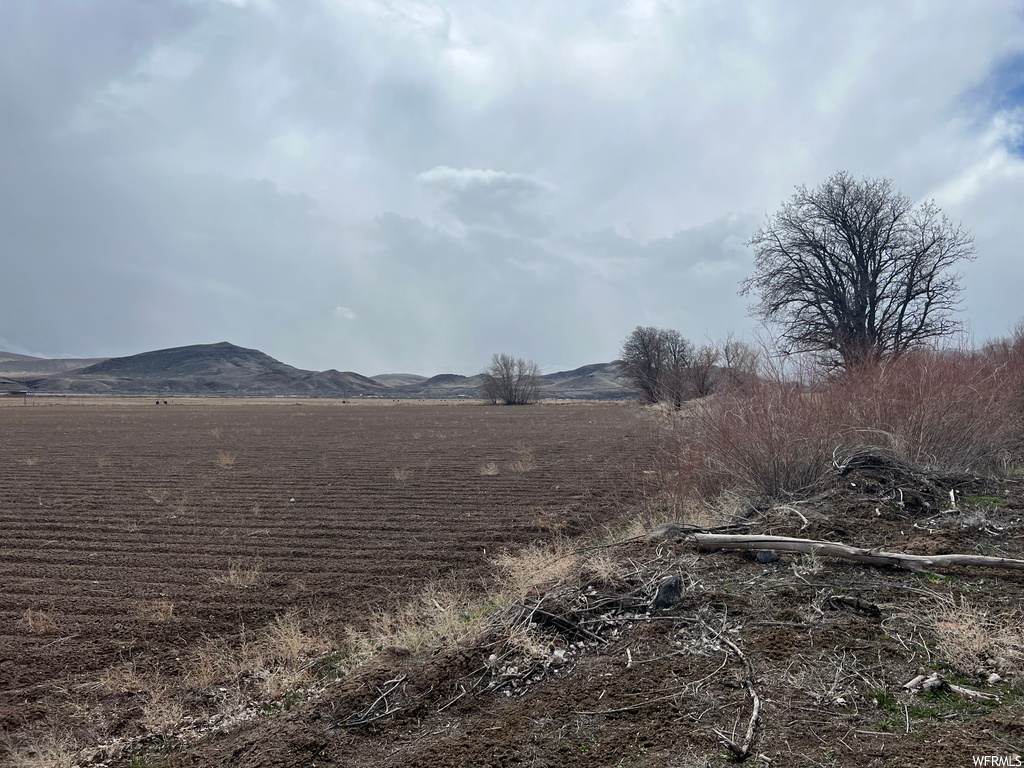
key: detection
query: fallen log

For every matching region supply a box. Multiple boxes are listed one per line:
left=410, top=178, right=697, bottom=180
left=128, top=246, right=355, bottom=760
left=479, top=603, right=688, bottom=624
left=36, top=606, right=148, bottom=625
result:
left=692, top=534, right=1024, bottom=573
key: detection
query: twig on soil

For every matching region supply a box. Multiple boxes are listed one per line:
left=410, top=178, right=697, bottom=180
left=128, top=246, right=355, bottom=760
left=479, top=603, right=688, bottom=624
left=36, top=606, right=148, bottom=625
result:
left=437, top=684, right=467, bottom=713
left=573, top=689, right=685, bottom=716
left=338, top=674, right=408, bottom=727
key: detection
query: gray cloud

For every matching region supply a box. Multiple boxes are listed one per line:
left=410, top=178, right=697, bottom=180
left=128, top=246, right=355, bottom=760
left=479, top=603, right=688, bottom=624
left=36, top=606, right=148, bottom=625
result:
left=1, top=1, right=1023, bottom=373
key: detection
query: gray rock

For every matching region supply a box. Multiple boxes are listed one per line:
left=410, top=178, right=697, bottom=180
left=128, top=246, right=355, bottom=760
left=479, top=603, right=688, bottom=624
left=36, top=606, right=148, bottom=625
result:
left=651, top=574, right=683, bottom=609
left=755, top=550, right=780, bottom=564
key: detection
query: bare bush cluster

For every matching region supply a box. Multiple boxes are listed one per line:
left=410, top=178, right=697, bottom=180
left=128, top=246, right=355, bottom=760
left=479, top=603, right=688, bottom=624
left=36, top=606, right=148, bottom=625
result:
left=667, top=347, right=1024, bottom=501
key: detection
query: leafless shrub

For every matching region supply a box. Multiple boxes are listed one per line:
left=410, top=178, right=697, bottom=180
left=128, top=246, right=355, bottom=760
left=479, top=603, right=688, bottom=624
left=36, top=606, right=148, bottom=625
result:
left=671, top=348, right=1024, bottom=501
left=481, top=353, right=541, bottom=405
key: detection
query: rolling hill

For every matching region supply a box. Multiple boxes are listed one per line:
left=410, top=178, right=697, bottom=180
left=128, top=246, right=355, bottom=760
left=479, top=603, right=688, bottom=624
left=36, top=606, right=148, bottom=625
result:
left=9, top=342, right=632, bottom=399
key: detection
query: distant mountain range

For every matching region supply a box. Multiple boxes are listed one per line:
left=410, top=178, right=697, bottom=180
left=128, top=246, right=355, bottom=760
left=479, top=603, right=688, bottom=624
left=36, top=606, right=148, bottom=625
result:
left=0, top=342, right=632, bottom=400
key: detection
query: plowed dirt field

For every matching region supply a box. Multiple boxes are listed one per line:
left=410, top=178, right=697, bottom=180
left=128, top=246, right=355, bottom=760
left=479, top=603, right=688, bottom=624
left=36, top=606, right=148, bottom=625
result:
left=0, top=400, right=651, bottom=735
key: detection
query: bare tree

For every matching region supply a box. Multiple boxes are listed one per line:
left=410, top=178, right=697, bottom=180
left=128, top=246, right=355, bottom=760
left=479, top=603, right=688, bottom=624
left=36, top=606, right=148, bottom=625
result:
left=481, top=354, right=541, bottom=405
left=689, top=344, right=721, bottom=397
left=618, top=326, right=667, bottom=405
left=742, top=171, right=976, bottom=368
left=619, top=326, right=697, bottom=407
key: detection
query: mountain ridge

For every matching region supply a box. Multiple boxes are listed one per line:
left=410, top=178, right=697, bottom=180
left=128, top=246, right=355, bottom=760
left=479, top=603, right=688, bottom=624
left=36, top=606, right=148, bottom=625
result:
left=6, top=342, right=631, bottom=399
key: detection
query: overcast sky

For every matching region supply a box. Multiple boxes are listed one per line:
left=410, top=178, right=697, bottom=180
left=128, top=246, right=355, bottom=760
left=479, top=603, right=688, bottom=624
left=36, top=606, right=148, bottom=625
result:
left=2, top=1, right=1023, bottom=374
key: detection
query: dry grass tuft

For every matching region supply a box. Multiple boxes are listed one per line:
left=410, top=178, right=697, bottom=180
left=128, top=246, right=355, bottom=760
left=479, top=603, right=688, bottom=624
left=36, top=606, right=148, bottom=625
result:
left=139, top=674, right=186, bottom=736
left=579, top=550, right=623, bottom=588
left=529, top=505, right=567, bottom=533
left=135, top=599, right=175, bottom=622
left=215, top=450, right=237, bottom=467
left=934, top=597, right=1024, bottom=677
left=145, top=488, right=169, bottom=504
left=348, top=580, right=488, bottom=659
left=212, top=557, right=262, bottom=588
left=23, top=457, right=39, bottom=467
left=510, top=446, right=537, bottom=474
left=390, top=467, right=412, bottom=481
left=495, top=539, right=580, bottom=603
left=22, top=608, right=58, bottom=635
left=95, top=455, right=112, bottom=468
left=479, top=462, right=499, bottom=476
left=2, top=726, right=80, bottom=768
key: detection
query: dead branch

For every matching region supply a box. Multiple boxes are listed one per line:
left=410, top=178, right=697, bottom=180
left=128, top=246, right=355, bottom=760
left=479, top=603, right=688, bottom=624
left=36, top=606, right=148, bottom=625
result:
left=693, top=533, right=1024, bottom=573
left=903, top=672, right=1000, bottom=703
left=702, top=621, right=761, bottom=761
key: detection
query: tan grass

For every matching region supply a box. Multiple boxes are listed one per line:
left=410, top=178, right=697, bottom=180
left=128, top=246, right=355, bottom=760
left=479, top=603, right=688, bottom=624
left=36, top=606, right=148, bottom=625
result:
left=529, top=505, right=567, bottom=533
left=495, top=539, right=580, bottom=603
left=2, top=726, right=79, bottom=768
left=215, top=450, right=237, bottom=467
left=22, top=608, right=58, bottom=635
left=934, top=597, right=1024, bottom=676
left=509, top=447, right=537, bottom=474
left=139, top=675, right=185, bottom=736
left=390, top=467, right=412, bottom=481
left=479, top=462, right=500, bottom=476
left=185, top=609, right=335, bottom=698
left=135, top=599, right=175, bottom=622
left=145, top=488, right=169, bottom=504
left=95, top=456, right=112, bottom=468
left=212, top=557, right=262, bottom=588
left=579, top=550, right=623, bottom=587
left=23, top=457, right=39, bottom=467
left=347, top=580, right=489, bottom=659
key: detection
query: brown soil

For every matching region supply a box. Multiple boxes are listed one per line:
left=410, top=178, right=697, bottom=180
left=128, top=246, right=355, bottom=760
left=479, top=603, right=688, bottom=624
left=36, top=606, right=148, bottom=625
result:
left=0, top=401, right=650, bottom=750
